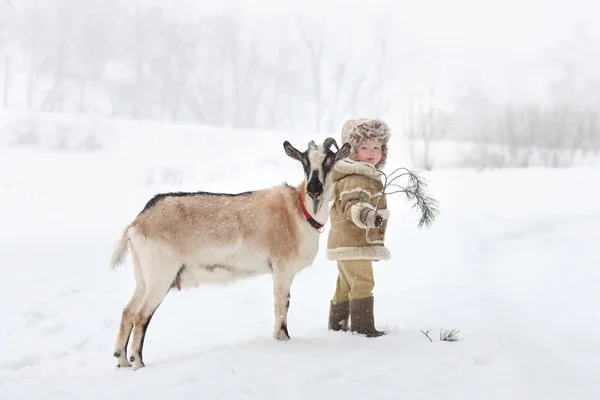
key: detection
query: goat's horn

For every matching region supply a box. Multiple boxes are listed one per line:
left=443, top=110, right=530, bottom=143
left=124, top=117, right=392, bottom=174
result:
left=323, top=137, right=339, bottom=151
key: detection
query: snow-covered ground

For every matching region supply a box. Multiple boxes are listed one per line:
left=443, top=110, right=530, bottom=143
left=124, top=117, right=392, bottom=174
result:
left=1, top=115, right=599, bottom=399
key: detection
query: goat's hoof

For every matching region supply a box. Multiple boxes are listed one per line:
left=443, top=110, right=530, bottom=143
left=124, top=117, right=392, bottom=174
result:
left=274, top=322, right=290, bottom=341
left=132, top=360, right=145, bottom=371
left=274, top=331, right=291, bottom=341
left=130, top=355, right=145, bottom=370
left=117, top=359, right=132, bottom=368
left=114, top=351, right=132, bottom=368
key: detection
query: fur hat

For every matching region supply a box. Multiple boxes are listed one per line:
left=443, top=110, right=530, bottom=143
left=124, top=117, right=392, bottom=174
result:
left=341, top=118, right=391, bottom=169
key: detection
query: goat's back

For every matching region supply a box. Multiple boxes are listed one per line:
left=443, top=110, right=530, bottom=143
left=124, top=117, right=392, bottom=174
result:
left=130, top=186, right=302, bottom=264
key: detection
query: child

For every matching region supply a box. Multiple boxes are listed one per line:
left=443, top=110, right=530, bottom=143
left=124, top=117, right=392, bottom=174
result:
left=326, top=118, right=391, bottom=337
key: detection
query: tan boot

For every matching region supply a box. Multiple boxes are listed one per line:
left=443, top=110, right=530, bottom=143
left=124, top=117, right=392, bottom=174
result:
left=349, top=296, right=386, bottom=337
left=328, top=301, right=349, bottom=331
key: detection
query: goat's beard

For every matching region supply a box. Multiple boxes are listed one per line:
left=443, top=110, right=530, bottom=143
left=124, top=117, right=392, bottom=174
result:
left=312, top=198, right=322, bottom=215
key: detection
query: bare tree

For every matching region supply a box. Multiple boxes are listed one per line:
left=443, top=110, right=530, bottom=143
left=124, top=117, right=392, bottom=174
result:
left=0, top=14, right=11, bottom=108
left=299, top=20, right=326, bottom=132
left=40, top=1, right=75, bottom=113
left=0, top=1, right=420, bottom=133
left=405, top=87, right=450, bottom=170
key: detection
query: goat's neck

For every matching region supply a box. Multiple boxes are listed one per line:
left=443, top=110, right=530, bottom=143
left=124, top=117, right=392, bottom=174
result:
left=296, top=182, right=331, bottom=225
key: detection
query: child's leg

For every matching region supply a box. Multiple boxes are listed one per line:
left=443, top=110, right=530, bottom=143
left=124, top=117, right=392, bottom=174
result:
left=338, top=259, right=375, bottom=300
left=329, top=262, right=351, bottom=331
left=338, top=259, right=384, bottom=337
left=332, top=261, right=351, bottom=303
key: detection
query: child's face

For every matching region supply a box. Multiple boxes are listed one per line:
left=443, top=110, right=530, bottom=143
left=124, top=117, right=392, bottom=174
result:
left=357, top=140, right=382, bottom=166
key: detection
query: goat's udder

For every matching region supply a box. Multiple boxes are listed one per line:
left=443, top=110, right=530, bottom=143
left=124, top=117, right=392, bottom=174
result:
left=171, top=275, right=182, bottom=291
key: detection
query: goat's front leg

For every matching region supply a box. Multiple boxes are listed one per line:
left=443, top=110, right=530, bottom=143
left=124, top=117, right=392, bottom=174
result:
left=272, top=266, right=294, bottom=341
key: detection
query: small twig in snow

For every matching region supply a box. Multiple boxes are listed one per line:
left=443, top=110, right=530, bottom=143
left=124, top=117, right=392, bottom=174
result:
left=420, top=329, right=433, bottom=343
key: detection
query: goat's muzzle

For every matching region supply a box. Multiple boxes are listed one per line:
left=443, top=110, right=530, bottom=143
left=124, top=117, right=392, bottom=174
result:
left=306, top=175, right=323, bottom=201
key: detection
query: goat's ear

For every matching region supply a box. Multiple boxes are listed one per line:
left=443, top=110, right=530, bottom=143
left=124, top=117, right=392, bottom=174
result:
left=283, top=141, right=303, bottom=161
left=335, top=142, right=351, bottom=162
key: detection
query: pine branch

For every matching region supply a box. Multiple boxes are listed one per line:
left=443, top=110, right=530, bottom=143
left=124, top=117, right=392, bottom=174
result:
left=376, top=167, right=440, bottom=228
left=439, top=327, right=461, bottom=342
left=422, top=326, right=462, bottom=342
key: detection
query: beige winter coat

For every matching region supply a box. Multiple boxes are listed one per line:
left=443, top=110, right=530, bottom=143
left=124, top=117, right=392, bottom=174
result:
left=326, top=158, right=391, bottom=261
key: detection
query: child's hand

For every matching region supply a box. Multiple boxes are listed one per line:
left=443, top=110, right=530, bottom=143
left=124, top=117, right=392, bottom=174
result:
left=360, top=208, right=384, bottom=228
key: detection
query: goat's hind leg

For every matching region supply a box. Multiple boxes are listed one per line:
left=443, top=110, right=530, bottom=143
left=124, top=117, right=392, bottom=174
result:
left=128, top=271, right=175, bottom=370
left=113, top=286, right=144, bottom=367
left=113, top=253, right=145, bottom=368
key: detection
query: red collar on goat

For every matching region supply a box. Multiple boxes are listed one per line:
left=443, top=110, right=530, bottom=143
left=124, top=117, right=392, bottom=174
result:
left=297, top=192, right=324, bottom=232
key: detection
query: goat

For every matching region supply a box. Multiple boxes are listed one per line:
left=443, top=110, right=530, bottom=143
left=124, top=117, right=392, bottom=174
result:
left=109, top=137, right=351, bottom=370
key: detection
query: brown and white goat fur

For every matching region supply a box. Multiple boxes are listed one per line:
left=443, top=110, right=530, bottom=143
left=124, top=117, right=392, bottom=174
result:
left=110, top=138, right=351, bottom=370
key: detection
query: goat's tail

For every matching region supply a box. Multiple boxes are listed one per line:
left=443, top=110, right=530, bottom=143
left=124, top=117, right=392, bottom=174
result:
left=110, top=225, right=131, bottom=269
